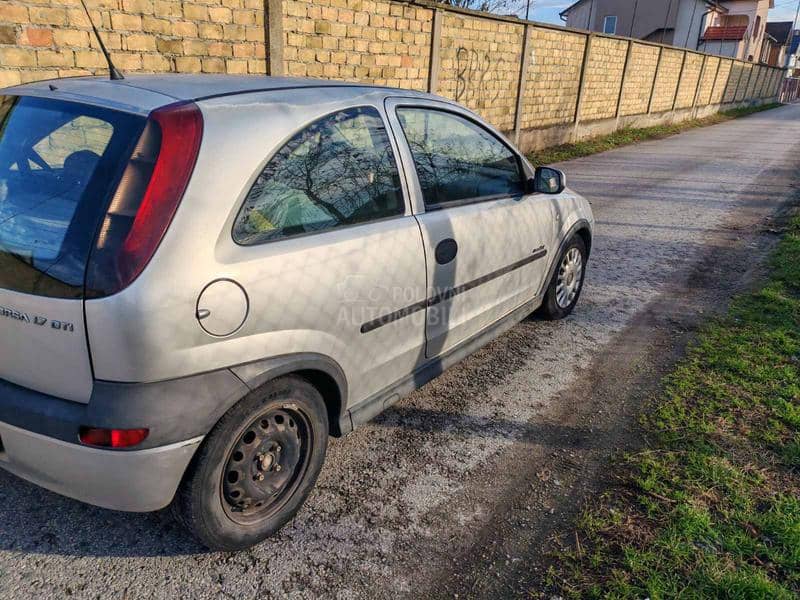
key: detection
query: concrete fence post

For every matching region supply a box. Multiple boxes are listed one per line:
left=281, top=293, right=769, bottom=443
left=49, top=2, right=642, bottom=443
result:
left=573, top=33, right=593, bottom=125
left=647, top=46, right=664, bottom=114
left=427, top=9, right=443, bottom=94
left=614, top=39, right=634, bottom=119
left=513, top=23, right=532, bottom=145
left=265, top=0, right=284, bottom=76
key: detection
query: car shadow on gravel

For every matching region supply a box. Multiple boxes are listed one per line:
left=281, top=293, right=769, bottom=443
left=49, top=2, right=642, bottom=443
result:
left=0, top=470, right=208, bottom=557
left=375, top=407, right=595, bottom=446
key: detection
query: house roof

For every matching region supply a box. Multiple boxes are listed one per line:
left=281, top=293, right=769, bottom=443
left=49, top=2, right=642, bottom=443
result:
left=766, top=21, right=794, bottom=45
left=702, top=25, right=748, bottom=41
left=559, top=0, right=586, bottom=18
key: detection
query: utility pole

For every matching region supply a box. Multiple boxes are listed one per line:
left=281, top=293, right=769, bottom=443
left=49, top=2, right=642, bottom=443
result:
left=684, top=0, right=699, bottom=48
left=630, top=0, right=639, bottom=37
left=525, top=0, right=532, bottom=21
left=794, top=0, right=800, bottom=35
left=661, top=0, right=674, bottom=44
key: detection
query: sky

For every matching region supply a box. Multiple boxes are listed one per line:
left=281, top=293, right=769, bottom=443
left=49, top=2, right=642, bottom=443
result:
left=523, top=0, right=800, bottom=26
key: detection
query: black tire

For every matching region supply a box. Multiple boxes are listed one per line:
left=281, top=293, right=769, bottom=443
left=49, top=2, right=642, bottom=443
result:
left=537, top=235, right=588, bottom=320
left=172, top=375, right=328, bottom=552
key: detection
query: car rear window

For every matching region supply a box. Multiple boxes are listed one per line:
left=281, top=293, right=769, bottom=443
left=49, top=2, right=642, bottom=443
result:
left=0, top=95, right=145, bottom=298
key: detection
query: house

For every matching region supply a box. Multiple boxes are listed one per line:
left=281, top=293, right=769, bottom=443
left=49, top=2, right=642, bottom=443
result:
left=763, top=21, right=793, bottom=66
left=559, top=0, right=724, bottom=48
left=560, top=0, right=776, bottom=63
left=697, top=1, right=775, bottom=61
left=785, top=29, right=800, bottom=74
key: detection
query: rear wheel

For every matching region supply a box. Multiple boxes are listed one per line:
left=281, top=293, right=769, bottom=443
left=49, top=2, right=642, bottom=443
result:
left=537, top=235, right=587, bottom=320
left=172, top=376, right=328, bottom=551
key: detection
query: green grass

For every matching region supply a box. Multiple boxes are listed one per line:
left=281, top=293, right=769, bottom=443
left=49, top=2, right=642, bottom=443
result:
left=528, top=103, right=782, bottom=166
left=545, top=215, right=800, bottom=599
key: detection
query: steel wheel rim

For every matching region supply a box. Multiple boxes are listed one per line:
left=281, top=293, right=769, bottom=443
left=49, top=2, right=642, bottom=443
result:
left=556, top=247, right=583, bottom=309
left=221, top=406, right=312, bottom=525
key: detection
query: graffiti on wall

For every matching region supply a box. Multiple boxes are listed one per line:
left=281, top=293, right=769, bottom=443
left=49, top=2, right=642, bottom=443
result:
left=454, top=47, right=502, bottom=107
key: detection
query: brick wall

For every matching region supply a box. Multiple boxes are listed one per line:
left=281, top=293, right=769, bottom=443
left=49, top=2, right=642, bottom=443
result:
left=0, top=0, right=266, bottom=88
left=674, top=53, right=702, bottom=109
left=437, top=11, right=523, bottom=130
left=282, top=0, right=431, bottom=88
left=618, top=43, right=659, bottom=117
left=696, top=55, right=719, bottom=106
left=577, top=36, right=627, bottom=122
left=520, top=28, right=585, bottom=129
left=0, top=0, right=785, bottom=152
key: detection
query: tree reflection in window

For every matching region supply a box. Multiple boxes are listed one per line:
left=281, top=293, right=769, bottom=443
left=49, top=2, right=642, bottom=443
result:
left=234, top=106, right=404, bottom=245
left=396, top=108, right=524, bottom=208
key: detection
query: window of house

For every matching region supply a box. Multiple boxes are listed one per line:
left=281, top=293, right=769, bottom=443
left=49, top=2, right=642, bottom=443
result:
left=603, top=16, right=617, bottom=35
left=395, top=108, right=525, bottom=208
left=233, top=106, right=404, bottom=245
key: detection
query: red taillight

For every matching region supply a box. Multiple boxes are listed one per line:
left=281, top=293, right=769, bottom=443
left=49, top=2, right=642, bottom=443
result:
left=79, top=427, right=149, bottom=449
left=86, top=102, right=203, bottom=297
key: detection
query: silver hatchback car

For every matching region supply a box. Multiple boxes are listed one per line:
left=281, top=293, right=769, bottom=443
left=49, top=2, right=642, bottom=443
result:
left=0, top=75, right=593, bottom=550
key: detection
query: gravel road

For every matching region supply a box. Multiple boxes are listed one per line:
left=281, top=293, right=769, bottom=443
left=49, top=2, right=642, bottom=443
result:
left=1, top=104, right=799, bottom=600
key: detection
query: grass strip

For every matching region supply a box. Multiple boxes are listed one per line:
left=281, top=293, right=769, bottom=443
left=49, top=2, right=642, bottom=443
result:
left=528, top=103, right=782, bottom=166
left=545, top=215, right=800, bottom=599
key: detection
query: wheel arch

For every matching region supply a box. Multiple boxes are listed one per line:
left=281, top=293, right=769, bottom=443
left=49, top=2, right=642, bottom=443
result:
left=574, top=224, right=592, bottom=257
left=229, top=353, right=349, bottom=437
left=540, top=219, right=592, bottom=297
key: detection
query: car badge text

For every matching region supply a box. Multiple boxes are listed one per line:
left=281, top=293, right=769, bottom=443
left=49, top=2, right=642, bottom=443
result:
left=0, top=305, right=75, bottom=332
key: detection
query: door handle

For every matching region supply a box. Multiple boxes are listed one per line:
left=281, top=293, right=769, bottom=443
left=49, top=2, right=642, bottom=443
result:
left=435, top=238, right=458, bottom=265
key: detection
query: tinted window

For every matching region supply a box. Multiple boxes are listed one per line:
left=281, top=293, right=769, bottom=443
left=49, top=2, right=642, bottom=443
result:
left=233, top=106, right=404, bottom=245
left=0, top=96, right=144, bottom=298
left=396, top=108, right=524, bottom=208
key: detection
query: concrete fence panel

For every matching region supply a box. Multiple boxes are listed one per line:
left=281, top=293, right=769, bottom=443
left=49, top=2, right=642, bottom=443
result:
left=281, top=0, right=432, bottom=88
left=0, top=0, right=268, bottom=87
left=724, top=62, right=744, bottom=103
left=674, top=52, right=703, bottom=109
left=520, top=27, right=585, bottom=129
left=577, top=35, right=627, bottom=122
left=697, top=55, right=720, bottom=106
left=735, top=63, right=753, bottom=101
left=650, top=48, right=684, bottom=113
left=619, top=42, right=659, bottom=116
left=437, top=10, right=523, bottom=131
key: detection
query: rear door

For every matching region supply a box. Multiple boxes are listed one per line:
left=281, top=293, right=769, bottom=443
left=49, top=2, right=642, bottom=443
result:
left=385, top=99, right=554, bottom=358
left=0, top=95, right=144, bottom=402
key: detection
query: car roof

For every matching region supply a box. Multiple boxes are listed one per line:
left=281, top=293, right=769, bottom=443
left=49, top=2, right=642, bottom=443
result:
left=5, top=74, right=440, bottom=115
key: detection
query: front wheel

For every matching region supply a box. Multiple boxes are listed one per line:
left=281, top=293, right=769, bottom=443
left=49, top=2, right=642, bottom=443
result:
left=172, top=376, right=328, bottom=551
left=537, top=235, right=588, bottom=320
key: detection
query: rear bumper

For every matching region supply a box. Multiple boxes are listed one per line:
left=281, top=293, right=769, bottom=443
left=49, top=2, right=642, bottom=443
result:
left=0, top=369, right=249, bottom=512
left=0, top=420, right=202, bottom=512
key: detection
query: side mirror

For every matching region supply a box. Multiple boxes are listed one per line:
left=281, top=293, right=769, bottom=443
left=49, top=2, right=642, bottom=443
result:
left=529, top=167, right=566, bottom=195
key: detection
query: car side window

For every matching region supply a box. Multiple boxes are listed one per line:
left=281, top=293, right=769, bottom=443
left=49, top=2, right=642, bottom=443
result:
left=395, top=107, right=525, bottom=208
left=233, top=106, right=404, bottom=245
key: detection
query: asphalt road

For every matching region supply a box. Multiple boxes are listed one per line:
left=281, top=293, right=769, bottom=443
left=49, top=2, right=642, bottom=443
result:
left=1, top=104, right=799, bottom=600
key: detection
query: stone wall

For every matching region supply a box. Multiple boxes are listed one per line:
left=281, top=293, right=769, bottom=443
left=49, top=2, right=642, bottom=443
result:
left=0, top=0, right=784, bottom=152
